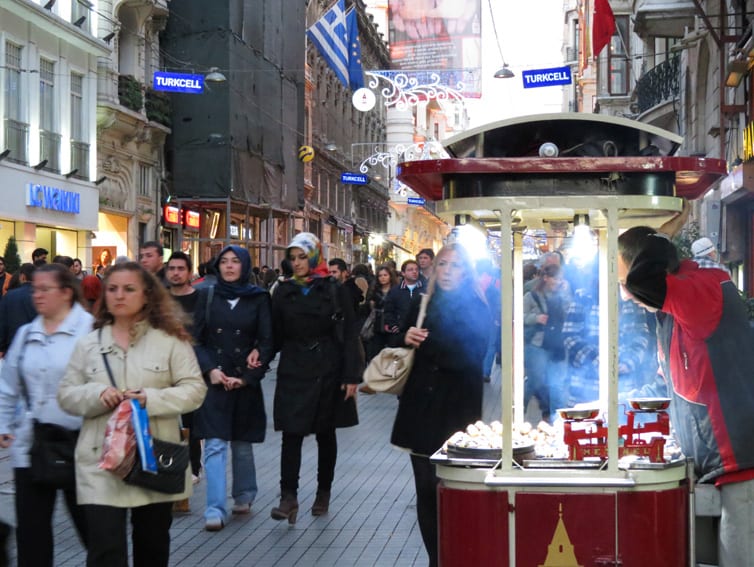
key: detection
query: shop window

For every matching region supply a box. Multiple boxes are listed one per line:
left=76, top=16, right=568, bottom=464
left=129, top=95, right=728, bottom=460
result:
left=39, top=58, right=60, bottom=172
left=4, top=42, right=27, bottom=164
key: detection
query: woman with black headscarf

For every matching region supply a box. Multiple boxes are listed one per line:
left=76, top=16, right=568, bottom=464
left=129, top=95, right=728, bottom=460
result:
left=192, top=246, right=274, bottom=532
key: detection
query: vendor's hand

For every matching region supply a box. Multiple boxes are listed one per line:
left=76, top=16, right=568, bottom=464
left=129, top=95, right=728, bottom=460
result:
left=209, top=369, right=228, bottom=386
left=246, top=348, right=261, bottom=369
left=99, top=386, right=125, bottom=409
left=124, top=389, right=147, bottom=408
left=224, top=377, right=245, bottom=391
left=658, top=198, right=690, bottom=238
left=342, top=383, right=358, bottom=400
left=0, top=433, right=14, bottom=448
left=404, top=326, right=429, bottom=348
left=536, top=314, right=548, bottom=324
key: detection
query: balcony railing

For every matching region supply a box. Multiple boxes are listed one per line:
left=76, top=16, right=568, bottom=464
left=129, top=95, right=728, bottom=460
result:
left=4, top=119, right=29, bottom=165
left=40, top=130, right=61, bottom=172
left=71, top=141, right=89, bottom=180
left=635, top=55, right=680, bottom=113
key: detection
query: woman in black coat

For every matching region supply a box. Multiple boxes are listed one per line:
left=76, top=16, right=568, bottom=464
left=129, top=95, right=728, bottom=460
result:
left=192, top=246, right=274, bottom=532
left=270, top=233, right=362, bottom=524
left=390, top=243, right=491, bottom=567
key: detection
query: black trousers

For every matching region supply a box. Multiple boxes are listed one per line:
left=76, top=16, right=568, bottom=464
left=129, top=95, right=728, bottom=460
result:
left=180, top=411, right=202, bottom=476
left=410, top=454, right=439, bottom=567
left=82, top=502, right=173, bottom=567
left=280, top=429, right=337, bottom=495
left=14, top=467, right=87, bottom=567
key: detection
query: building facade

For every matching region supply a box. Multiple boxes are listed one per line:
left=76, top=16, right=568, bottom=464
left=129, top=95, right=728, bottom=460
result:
left=0, top=0, right=107, bottom=266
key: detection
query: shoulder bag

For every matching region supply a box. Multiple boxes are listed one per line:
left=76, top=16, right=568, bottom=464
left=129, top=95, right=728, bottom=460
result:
left=17, top=327, right=79, bottom=490
left=101, top=344, right=188, bottom=494
left=363, top=293, right=430, bottom=395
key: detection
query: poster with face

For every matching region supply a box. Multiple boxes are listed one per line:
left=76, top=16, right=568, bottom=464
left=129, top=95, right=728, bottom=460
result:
left=92, top=246, right=115, bottom=270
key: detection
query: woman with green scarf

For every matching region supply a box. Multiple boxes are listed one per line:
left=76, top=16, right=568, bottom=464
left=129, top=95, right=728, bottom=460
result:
left=270, top=233, right=363, bottom=524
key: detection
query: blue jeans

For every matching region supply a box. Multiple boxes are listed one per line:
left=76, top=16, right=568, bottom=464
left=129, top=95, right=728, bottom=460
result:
left=204, top=438, right=257, bottom=521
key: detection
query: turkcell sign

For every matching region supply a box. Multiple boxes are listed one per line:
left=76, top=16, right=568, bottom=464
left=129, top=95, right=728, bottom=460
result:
left=341, top=172, right=369, bottom=185
left=407, top=197, right=425, bottom=206
left=522, top=66, right=572, bottom=89
left=26, top=183, right=81, bottom=214
left=153, top=71, right=204, bottom=93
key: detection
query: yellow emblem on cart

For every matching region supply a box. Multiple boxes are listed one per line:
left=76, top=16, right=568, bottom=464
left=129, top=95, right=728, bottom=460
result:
left=539, top=503, right=583, bottom=567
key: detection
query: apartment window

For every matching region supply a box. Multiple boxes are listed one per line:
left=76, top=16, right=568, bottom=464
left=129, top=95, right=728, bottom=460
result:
left=138, top=164, right=152, bottom=197
left=71, top=0, right=90, bottom=33
left=607, top=16, right=630, bottom=96
left=4, top=42, right=28, bottom=164
left=70, top=73, right=88, bottom=179
left=39, top=58, right=60, bottom=171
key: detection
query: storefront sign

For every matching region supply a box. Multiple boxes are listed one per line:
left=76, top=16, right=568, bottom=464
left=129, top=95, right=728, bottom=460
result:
left=26, top=183, right=80, bottom=214
left=153, top=71, right=204, bottom=94
left=184, top=209, right=201, bottom=230
left=341, top=172, right=369, bottom=185
left=521, top=66, right=572, bottom=89
left=163, top=204, right=181, bottom=225
left=407, top=197, right=425, bottom=206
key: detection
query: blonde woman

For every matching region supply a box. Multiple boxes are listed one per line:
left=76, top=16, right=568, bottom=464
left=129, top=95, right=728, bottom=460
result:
left=58, top=262, right=206, bottom=567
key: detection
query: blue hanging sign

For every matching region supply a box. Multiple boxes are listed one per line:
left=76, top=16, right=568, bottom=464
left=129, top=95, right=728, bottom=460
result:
left=521, top=66, right=572, bottom=89
left=341, top=172, right=369, bottom=185
left=153, top=71, right=204, bottom=93
left=407, top=197, right=425, bottom=206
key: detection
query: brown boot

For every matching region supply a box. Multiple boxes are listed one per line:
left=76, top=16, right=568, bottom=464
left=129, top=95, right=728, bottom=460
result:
left=270, top=493, right=299, bottom=524
left=311, top=490, right=330, bottom=516
left=172, top=499, right=190, bottom=514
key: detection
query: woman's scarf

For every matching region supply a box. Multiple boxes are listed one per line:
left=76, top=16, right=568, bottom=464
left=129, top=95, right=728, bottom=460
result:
left=286, top=232, right=329, bottom=287
left=213, top=245, right=264, bottom=299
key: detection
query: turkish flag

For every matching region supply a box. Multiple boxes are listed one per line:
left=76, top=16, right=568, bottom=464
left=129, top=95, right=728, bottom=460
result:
left=592, top=0, right=616, bottom=58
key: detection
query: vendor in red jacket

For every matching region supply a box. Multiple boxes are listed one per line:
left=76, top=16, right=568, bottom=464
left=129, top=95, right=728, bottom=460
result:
left=618, top=200, right=754, bottom=566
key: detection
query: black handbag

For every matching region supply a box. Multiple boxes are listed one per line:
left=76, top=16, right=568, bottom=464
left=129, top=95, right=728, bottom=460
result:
left=101, top=345, right=188, bottom=495
left=16, top=327, right=78, bottom=490
left=123, top=437, right=188, bottom=494
left=29, top=420, right=79, bottom=489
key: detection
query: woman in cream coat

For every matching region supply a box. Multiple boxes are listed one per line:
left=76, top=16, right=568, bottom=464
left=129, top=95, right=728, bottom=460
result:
left=58, top=262, right=206, bottom=567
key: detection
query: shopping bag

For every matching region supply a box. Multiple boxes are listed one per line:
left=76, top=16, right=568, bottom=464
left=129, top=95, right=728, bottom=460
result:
left=98, top=400, right=136, bottom=479
left=130, top=399, right=158, bottom=474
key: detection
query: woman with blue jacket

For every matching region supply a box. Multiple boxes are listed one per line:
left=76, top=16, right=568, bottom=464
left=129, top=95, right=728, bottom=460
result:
left=0, top=263, right=93, bottom=566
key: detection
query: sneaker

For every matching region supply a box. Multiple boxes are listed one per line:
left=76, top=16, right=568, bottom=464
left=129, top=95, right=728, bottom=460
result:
left=232, top=503, right=251, bottom=515
left=204, top=517, right=224, bottom=532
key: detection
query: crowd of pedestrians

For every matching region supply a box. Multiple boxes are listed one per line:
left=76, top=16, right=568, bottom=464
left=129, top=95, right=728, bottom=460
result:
left=0, top=216, right=742, bottom=565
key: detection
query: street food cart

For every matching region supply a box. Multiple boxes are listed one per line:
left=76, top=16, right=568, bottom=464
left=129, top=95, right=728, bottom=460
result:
left=396, top=114, right=727, bottom=567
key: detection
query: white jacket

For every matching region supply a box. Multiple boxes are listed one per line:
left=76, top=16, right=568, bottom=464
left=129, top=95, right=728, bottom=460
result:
left=57, top=322, right=206, bottom=507
left=0, top=303, right=93, bottom=468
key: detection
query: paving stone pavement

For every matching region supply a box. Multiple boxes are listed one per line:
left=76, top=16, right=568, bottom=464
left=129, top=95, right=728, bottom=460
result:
left=0, top=359, right=503, bottom=566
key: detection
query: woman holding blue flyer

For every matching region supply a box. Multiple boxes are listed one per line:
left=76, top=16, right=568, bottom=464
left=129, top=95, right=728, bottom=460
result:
left=58, top=262, right=206, bottom=567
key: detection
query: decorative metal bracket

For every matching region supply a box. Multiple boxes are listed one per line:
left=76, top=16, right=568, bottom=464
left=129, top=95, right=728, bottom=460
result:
left=365, top=70, right=473, bottom=110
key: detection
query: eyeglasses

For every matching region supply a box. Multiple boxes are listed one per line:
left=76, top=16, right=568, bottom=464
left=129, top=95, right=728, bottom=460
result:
left=32, top=286, right=62, bottom=294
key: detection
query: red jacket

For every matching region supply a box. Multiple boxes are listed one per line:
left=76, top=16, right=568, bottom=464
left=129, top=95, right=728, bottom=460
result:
left=628, top=257, right=754, bottom=482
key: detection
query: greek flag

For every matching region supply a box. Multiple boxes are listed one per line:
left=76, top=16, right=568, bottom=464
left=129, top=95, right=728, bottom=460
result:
left=307, top=0, right=364, bottom=90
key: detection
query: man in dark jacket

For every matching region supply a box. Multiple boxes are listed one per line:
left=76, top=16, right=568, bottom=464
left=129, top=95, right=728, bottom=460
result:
left=0, top=263, right=36, bottom=357
left=384, top=259, right=424, bottom=336
left=618, top=202, right=754, bottom=566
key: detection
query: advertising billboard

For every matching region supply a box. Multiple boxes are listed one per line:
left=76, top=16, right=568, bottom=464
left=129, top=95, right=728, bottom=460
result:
left=388, top=0, right=482, bottom=97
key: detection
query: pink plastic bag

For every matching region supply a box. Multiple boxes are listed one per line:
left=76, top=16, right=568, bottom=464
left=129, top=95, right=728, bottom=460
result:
left=98, top=400, right=136, bottom=479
